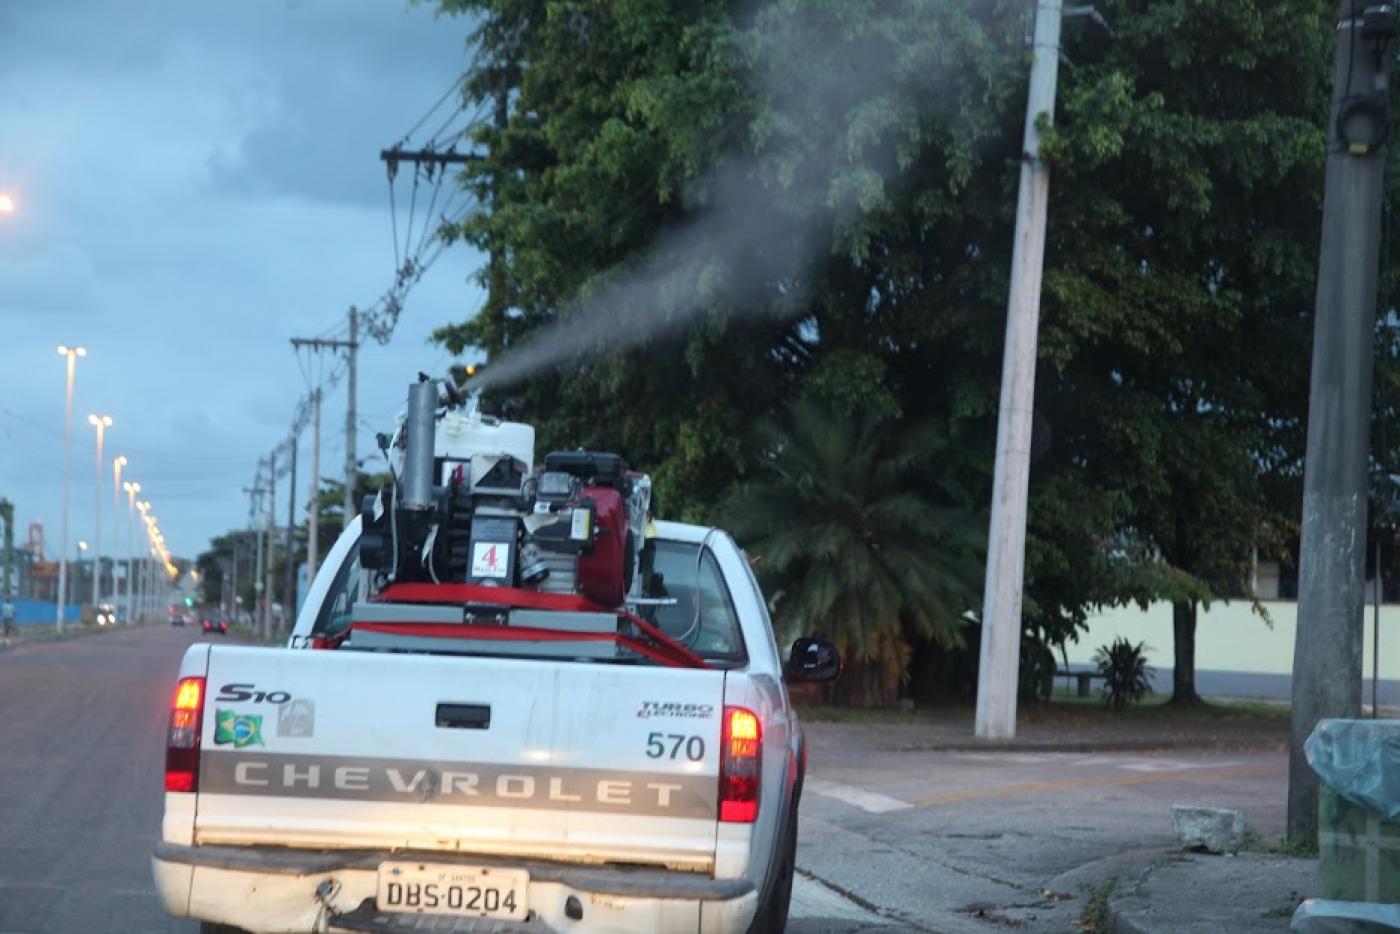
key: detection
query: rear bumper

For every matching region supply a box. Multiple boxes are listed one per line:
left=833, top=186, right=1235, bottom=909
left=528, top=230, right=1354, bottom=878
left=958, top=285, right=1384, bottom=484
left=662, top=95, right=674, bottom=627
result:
left=153, top=841, right=757, bottom=934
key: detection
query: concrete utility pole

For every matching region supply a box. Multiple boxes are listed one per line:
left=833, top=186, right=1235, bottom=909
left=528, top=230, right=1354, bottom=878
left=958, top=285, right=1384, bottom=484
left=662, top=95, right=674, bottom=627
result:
left=230, top=543, right=239, bottom=625
left=345, top=306, right=359, bottom=528
left=244, top=471, right=267, bottom=632
left=285, top=438, right=298, bottom=622
left=307, top=388, right=322, bottom=588
left=290, top=327, right=358, bottom=531
left=975, top=0, right=1063, bottom=741
left=264, top=448, right=277, bottom=638
left=1288, top=0, right=1396, bottom=841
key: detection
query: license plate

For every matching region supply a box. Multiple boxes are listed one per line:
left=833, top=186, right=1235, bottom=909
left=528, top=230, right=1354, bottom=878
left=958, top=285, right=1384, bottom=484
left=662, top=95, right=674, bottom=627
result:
left=376, top=862, right=528, bottom=920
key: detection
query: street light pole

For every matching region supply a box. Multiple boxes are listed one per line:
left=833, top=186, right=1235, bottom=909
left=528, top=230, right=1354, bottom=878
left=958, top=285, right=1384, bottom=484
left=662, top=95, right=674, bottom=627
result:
left=124, top=482, right=140, bottom=624
left=112, top=456, right=126, bottom=619
left=56, top=345, right=85, bottom=630
left=137, top=501, right=150, bottom=620
left=88, top=415, right=112, bottom=609
left=76, top=540, right=88, bottom=601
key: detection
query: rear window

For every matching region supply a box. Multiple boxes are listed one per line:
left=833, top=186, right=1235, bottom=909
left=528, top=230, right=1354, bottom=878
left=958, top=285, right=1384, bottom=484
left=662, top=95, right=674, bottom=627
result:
left=312, top=543, right=361, bottom=637
left=644, top=540, right=747, bottom=663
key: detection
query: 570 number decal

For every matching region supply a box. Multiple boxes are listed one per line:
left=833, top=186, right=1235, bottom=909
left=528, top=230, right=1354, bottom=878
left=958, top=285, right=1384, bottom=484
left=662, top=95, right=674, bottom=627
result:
left=646, top=732, right=705, bottom=761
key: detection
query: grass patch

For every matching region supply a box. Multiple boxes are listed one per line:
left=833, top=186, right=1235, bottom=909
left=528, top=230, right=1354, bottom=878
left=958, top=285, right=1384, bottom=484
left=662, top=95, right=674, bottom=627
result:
left=1046, top=689, right=1288, bottom=719
left=1242, top=829, right=1319, bottom=858
left=796, top=695, right=1289, bottom=723
left=8, top=621, right=128, bottom=642
left=228, top=624, right=284, bottom=646
left=793, top=703, right=928, bottom=723
left=1077, top=877, right=1117, bottom=933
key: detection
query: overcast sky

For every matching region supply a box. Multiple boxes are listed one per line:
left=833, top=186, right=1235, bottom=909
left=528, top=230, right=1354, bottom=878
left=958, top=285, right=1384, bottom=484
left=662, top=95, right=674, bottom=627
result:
left=0, top=0, right=485, bottom=569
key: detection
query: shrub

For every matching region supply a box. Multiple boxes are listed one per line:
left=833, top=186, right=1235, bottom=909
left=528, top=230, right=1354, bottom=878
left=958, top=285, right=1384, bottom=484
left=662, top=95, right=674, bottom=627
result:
left=1094, top=638, right=1154, bottom=708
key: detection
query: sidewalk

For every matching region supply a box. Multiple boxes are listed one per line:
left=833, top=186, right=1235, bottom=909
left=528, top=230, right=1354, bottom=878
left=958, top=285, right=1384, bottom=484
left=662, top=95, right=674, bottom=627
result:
left=1106, top=850, right=1315, bottom=933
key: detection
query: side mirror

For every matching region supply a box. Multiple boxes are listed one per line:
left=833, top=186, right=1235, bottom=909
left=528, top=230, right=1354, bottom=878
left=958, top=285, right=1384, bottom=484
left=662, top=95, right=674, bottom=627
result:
left=785, top=637, right=841, bottom=684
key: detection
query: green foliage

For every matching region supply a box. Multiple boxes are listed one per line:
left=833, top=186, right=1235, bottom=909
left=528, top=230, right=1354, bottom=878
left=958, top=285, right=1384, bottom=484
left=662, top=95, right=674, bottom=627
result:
left=1094, top=637, right=1155, bottom=709
left=722, top=398, right=982, bottom=706
left=1019, top=631, right=1058, bottom=704
left=422, top=0, right=1387, bottom=701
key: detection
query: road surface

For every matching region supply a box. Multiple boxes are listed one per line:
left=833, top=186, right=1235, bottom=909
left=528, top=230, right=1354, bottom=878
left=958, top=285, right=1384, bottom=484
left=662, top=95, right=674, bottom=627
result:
left=0, top=625, right=1287, bottom=933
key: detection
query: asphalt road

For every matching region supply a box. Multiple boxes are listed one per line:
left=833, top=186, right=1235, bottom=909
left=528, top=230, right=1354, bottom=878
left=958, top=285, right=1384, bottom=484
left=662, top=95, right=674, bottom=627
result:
left=0, top=624, right=199, bottom=934
left=0, top=625, right=1287, bottom=934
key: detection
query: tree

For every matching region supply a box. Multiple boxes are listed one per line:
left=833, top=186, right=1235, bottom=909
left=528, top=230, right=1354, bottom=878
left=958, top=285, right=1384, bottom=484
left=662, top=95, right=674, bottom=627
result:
left=425, top=0, right=1357, bottom=706
left=1031, top=0, right=1331, bottom=702
left=723, top=399, right=982, bottom=705
left=194, top=530, right=260, bottom=611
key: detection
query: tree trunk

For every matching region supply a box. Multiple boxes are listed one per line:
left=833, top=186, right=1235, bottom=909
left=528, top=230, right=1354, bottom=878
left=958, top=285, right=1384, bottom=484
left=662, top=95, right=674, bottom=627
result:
left=1171, top=600, right=1203, bottom=705
left=831, top=657, right=901, bottom=707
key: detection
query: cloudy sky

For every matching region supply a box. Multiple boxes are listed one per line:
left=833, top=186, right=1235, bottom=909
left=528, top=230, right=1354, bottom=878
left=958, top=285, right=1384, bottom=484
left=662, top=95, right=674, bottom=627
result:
left=0, top=0, right=485, bottom=569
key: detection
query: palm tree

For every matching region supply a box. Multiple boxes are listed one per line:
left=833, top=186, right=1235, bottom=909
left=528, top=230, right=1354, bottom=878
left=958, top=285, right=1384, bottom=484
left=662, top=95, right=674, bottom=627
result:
left=723, top=399, right=982, bottom=706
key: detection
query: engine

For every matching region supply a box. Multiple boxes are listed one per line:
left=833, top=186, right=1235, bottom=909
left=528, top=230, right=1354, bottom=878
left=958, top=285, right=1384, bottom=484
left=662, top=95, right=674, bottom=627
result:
left=359, top=374, right=654, bottom=610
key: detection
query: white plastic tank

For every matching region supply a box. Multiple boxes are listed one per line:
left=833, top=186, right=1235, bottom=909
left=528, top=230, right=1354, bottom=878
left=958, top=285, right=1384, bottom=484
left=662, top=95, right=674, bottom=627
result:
left=435, top=410, right=536, bottom=478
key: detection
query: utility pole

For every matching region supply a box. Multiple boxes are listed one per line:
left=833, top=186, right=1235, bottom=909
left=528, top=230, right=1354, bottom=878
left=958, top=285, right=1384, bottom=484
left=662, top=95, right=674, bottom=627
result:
left=307, top=388, right=322, bottom=588
left=264, top=448, right=277, bottom=639
left=345, top=307, right=359, bottom=528
left=1289, top=0, right=1396, bottom=841
left=230, top=542, right=239, bottom=625
left=285, top=438, right=298, bottom=623
left=244, top=471, right=267, bottom=633
left=290, top=329, right=358, bottom=535
left=975, top=0, right=1063, bottom=741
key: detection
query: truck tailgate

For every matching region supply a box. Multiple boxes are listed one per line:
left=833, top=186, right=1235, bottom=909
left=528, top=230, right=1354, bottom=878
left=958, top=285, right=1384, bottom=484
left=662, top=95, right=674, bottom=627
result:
left=192, top=646, right=725, bottom=870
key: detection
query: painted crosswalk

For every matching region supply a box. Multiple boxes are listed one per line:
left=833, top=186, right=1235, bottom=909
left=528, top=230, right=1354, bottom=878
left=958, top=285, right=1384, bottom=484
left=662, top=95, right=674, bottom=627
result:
left=805, top=778, right=913, bottom=813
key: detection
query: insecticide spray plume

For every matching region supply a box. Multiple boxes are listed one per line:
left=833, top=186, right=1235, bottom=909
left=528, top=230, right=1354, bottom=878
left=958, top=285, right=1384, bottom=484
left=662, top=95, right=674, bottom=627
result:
left=457, top=3, right=1004, bottom=394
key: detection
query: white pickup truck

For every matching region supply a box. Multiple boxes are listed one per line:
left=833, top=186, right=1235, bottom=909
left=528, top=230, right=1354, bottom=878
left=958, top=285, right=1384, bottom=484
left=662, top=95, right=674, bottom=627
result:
left=152, top=505, right=840, bottom=934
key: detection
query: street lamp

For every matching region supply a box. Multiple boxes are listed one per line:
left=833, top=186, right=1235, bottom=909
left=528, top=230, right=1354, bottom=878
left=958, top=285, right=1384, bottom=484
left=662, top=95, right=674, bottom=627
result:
left=55, top=345, right=86, bottom=630
left=112, top=456, right=126, bottom=619
left=87, top=414, right=113, bottom=608
left=123, top=481, right=140, bottom=623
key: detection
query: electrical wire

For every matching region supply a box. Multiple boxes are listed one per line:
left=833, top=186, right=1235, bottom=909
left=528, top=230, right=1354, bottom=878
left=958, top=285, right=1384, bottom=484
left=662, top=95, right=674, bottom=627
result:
left=397, top=72, right=469, bottom=145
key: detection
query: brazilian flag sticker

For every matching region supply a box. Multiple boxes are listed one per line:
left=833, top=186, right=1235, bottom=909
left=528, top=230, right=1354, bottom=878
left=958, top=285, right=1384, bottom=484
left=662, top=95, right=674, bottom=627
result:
left=214, top=710, right=264, bottom=748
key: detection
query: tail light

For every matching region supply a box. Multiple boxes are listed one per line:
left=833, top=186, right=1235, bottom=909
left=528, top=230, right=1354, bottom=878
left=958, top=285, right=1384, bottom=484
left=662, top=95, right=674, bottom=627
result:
left=719, top=706, right=761, bottom=823
left=164, top=676, right=205, bottom=792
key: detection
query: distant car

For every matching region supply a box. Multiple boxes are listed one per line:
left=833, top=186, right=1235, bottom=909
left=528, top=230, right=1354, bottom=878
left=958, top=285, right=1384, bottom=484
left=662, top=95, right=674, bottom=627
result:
left=95, top=604, right=117, bottom=627
left=200, top=618, right=228, bottom=636
left=171, top=614, right=185, bottom=627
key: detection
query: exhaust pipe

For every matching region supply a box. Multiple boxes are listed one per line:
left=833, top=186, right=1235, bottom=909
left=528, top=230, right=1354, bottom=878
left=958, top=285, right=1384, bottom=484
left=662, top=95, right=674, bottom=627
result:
left=401, top=378, right=437, bottom=510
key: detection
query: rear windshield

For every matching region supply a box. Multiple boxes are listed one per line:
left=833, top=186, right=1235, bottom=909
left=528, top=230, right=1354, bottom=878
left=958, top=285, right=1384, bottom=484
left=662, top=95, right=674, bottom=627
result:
left=643, top=540, right=747, bottom=664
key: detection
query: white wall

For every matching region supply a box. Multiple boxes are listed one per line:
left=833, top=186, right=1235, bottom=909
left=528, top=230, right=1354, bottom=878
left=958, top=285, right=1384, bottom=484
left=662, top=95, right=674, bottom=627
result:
left=1064, top=599, right=1400, bottom=680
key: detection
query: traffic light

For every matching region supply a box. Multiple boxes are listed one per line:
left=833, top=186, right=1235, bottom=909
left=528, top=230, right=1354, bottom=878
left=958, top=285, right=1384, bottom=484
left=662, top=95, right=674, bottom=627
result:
left=184, top=597, right=194, bottom=607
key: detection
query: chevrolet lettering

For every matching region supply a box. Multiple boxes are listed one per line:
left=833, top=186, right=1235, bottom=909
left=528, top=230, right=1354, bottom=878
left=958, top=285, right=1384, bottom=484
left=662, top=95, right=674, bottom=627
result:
left=151, top=380, right=841, bottom=933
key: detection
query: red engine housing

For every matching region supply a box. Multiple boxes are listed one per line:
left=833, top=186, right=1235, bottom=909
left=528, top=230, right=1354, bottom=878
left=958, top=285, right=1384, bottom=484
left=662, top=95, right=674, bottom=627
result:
left=577, top=486, right=629, bottom=607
